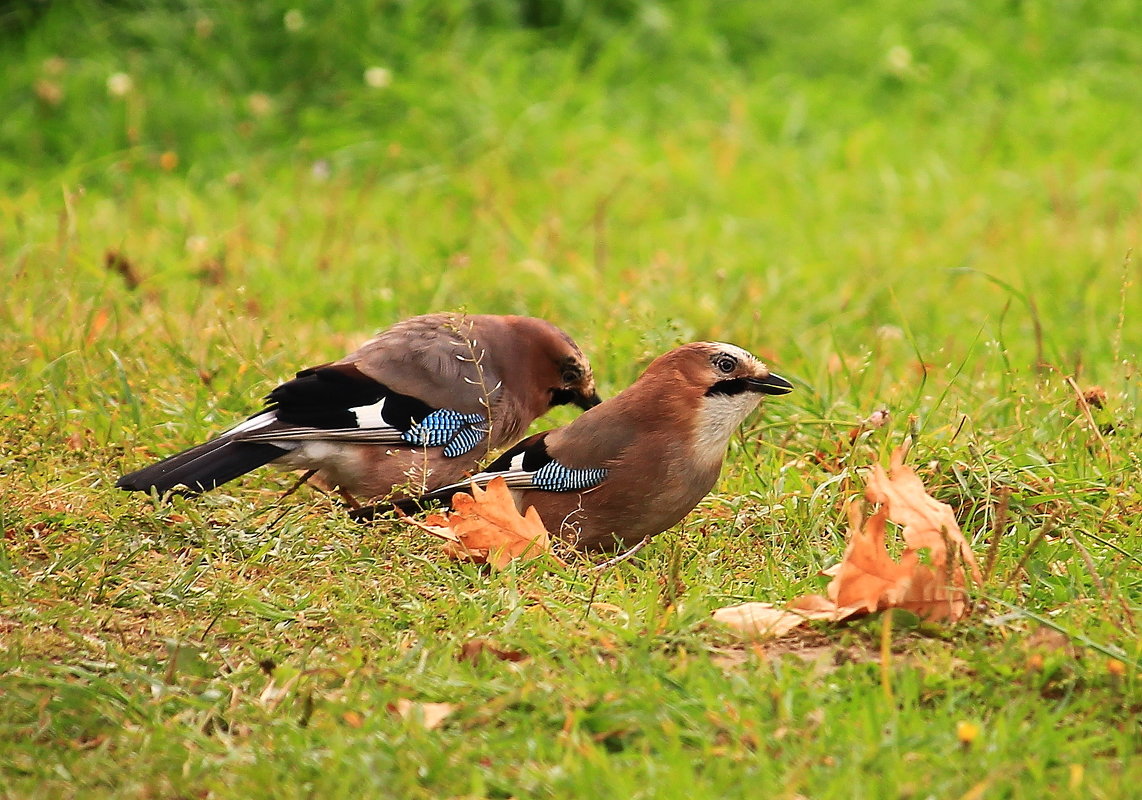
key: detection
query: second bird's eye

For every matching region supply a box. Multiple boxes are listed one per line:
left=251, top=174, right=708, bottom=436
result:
left=715, top=355, right=737, bottom=374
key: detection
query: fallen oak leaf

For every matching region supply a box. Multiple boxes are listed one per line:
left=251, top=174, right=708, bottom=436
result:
left=829, top=500, right=971, bottom=621
left=402, top=476, right=556, bottom=570
left=715, top=446, right=980, bottom=638
left=830, top=448, right=980, bottom=621
left=828, top=501, right=917, bottom=614
left=785, top=592, right=874, bottom=628
left=712, top=596, right=862, bottom=638
left=865, top=447, right=982, bottom=589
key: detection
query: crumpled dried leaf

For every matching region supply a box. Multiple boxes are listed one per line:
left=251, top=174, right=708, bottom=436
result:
left=458, top=638, right=529, bottom=664
left=716, top=447, right=980, bottom=638
left=865, top=448, right=982, bottom=590
left=403, top=476, right=553, bottom=570
left=388, top=699, right=455, bottom=729
left=712, top=595, right=856, bottom=638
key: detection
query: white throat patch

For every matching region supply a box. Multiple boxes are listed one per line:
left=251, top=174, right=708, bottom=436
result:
left=692, top=392, right=762, bottom=470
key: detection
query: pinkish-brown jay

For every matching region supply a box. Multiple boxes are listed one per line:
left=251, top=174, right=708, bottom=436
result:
left=117, top=313, right=600, bottom=502
left=355, top=342, right=792, bottom=550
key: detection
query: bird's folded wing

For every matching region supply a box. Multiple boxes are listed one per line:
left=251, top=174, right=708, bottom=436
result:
left=423, top=431, right=611, bottom=499
left=234, top=361, right=489, bottom=457
left=341, top=313, right=502, bottom=413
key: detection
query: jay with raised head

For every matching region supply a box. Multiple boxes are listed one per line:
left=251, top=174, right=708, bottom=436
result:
left=355, top=342, right=793, bottom=550
left=117, top=313, right=601, bottom=503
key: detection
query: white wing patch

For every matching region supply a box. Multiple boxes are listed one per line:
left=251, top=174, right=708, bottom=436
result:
left=225, top=411, right=277, bottom=437
left=351, top=397, right=390, bottom=429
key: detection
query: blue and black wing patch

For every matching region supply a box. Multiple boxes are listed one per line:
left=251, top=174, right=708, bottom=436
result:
left=350, top=430, right=609, bottom=522
left=238, top=363, right=488, bottom=457
left=482, top=432, right=608, bottom=491
left=530, top=460, right=608, bottom=491
left=401, top=408, right=488, bottom=457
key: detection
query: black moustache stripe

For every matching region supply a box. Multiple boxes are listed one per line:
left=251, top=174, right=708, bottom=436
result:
left=705, top=378, right=750, bottom=396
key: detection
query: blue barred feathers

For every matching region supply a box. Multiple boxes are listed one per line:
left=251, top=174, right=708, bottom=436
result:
left=401, top=409, right=488, bottom=457
left=532, top=461, right=608, bottom=491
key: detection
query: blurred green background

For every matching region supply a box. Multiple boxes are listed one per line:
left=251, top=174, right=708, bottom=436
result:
left=4, top=0, right=1139, bottom=377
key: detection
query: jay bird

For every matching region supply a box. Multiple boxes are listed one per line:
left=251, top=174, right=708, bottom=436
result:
left=116, top=313, right=601, bottom=502
left=353, top=341, right=793, bottom=551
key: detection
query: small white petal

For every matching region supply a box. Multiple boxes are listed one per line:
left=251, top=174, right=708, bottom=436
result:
left=284, top=9, right=305, bottom=31
left=364, top=67, right=392, bottom=89
left=106, top=72, right=133, bottom=97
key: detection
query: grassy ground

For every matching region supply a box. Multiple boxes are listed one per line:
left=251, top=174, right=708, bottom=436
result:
left=2, top=1, right=1140, bottom=797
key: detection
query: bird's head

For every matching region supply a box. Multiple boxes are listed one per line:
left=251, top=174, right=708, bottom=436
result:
left=504, top=317, right=601, bottom=412
left=549, top=354, right=601, bottom=411
left=646, top=341, right=793, bottom=458
left=694, top=342, right=794, bottom=401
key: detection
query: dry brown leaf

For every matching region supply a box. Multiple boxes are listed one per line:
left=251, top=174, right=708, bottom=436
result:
left=712, top=600, right=850, bottom=638
left=85, top=308, right=110, bottom=346
left=404, top=476, right=553, bottom=570
left=1079, top=386, right=1107, bottom=410
left=864, top=447, right=982, bottom=589
left=716, top=446, right=979, bottom=638
left=388, top=699, right=455, bottom=730
left=458, top=638, right=528, bottom=664
left=831, top=447, right=981, bottom=620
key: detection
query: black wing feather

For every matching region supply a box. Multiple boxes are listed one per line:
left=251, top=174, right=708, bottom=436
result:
left=484, top=432, right=554, bottom=473
left=267, top=363, right=434, bottom=431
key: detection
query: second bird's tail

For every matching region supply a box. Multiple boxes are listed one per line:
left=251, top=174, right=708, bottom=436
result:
left=116, top=436, right=286, bottom=495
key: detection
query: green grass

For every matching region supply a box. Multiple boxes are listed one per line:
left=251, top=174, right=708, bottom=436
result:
left=2, top=0, right=1140, bottom=797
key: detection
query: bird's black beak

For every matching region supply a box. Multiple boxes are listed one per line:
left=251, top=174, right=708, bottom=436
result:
left=575, top=389, right=603, bottom=410
left=745, top=372, right=794, bottom=396
left=552, top=387, right=604, bottom=410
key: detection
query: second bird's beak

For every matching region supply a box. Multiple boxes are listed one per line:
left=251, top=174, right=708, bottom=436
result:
left=576, top=389, right=603, bottom=409
left=552, top=386, right=604, bottom=410
left=745, top=373, right=794, bottom=396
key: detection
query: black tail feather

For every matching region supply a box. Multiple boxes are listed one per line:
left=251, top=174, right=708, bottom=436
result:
left=116, top=437, right=287, bottom=495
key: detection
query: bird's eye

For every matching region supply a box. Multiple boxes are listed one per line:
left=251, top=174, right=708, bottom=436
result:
left=561, top=368, right=581, bottom=384
left=714, top=355, right=737, bottom=374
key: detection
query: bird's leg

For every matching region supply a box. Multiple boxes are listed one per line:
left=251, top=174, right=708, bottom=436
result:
left=279, top=469, right=318, bottom=500
left=337, top=488, right=362, bottom=510
left=263, top=469, right=320, bottom=533
left=582, top=535, right=653, bottom=620
left=280, top=469, right=359, bottom=509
